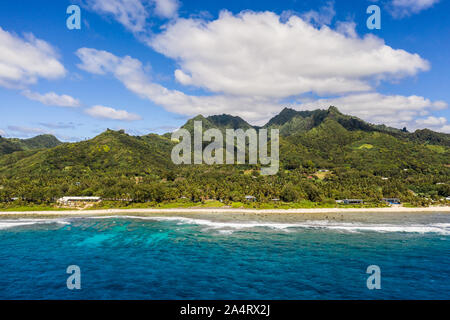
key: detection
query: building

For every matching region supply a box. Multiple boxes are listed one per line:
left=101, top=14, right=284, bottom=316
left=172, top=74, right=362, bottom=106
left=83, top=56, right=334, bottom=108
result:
left=245, top=195, right=256, bottom=201
left=382, top=198, right=401, bottom=205
left=57, top=196, right=101, bottom=205
left=446, top=197, right=450, bottom=201
left=343, top=199, right=364, bottom=204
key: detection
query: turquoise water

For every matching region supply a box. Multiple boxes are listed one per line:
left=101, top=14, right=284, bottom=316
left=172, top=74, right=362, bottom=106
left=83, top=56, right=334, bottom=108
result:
left=0, top=214, right=449, bottom=299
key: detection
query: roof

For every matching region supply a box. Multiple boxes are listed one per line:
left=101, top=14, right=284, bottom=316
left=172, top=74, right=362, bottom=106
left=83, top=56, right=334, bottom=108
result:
left=58, top=196, right=101, bottom=201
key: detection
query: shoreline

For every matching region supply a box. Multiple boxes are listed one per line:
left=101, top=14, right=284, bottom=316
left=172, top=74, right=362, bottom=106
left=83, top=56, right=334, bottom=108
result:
left=1, top=206, right=449, bottom=216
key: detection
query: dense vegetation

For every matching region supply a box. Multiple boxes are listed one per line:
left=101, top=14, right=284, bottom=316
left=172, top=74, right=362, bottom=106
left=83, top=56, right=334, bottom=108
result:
left=0, top=107, right=449, bottom=208
left=0, top=134, right=61, bottom=156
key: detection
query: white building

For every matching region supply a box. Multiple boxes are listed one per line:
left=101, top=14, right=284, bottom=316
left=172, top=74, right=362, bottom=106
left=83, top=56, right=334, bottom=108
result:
left=57, top=196, right=101, bottom=205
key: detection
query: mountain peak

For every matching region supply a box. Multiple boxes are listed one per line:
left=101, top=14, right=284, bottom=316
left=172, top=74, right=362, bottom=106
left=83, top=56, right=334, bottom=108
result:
left=265, top=107, right=301, bottom=127
left=206, top=114, right=252, bottom=129
left=182, top=114, right=252, bottom=131
left=327, top=106, right=341, bottom=114
left=0, top=134, right=62, bottom=156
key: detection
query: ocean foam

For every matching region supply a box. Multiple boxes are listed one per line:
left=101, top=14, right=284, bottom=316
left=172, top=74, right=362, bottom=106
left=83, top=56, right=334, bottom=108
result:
left=2, top=215, right=448, bottom=235
left=0, top=219, right=70, bottom=230
left=85, top=216, right=450, bottom=235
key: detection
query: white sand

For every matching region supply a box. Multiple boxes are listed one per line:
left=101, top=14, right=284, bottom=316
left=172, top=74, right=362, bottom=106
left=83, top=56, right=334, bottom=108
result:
left=0, top=206, right=449, bottom=216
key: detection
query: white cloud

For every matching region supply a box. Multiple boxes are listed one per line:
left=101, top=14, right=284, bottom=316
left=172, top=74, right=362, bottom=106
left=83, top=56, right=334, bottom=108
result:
left=84, top=0, right=179, bottom=33
left=388, top=0, right=440, bottom=18
left=295, top=93, right=448, bottom=131
left=85, top=105, right=142, bottom=121
left=77, top=48, right=283, bottom=124
left=75, top=10, right=446, bottom=127
left=415, top=116, right=447, bottom=126
left=22, top=90, right=81, bottom=107
left=153, top=0, right=179, bottom=19
left=415, top=116, right=450, bottom=133
left=76, top=48, right=447, bottom=127
left=150, top=11, right=429, bottom=98
left=7, top=125, right=51, bottom=137
left=0, top=27, right=66, bottom=88
left=0, top=129, right=5, bottom=136
left=300, top=1, right=336, bottom=26
left=439, top=125, right=450, bottom=133
left=336, top=21, right=357, bottom=38
left=84, top=0, right=150, bottom=33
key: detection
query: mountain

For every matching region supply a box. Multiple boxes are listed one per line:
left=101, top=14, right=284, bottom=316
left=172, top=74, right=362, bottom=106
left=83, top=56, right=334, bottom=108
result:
left=0, top=129, right=175, bottom=179
left=0, top=108, right=448, bottom=205
left=264, top=107, right=450, bottom=148
left=408, top=129, right=450, bottom=147
left=181, top=114, right=253, bottom=133
left=0, top=134, right=61, bottom=156
left=264, top=106, right=397, bottom=135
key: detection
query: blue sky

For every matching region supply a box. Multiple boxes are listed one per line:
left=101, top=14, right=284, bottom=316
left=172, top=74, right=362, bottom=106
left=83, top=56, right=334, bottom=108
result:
left=0, top=0, right=449, bottom=141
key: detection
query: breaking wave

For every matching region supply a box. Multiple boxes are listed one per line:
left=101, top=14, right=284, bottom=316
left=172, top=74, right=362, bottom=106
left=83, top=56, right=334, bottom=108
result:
left=0, top=219, right=70, bottom=230
left=87, top=216, right=450, bottom=235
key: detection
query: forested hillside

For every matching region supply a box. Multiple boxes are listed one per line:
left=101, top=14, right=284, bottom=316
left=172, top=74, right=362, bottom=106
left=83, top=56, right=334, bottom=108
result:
left=0, top=134, right=61, bottom=156
left=0, top=107, right=448, bottom=207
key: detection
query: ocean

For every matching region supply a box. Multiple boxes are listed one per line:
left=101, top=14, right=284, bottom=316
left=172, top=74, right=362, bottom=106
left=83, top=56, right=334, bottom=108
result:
left=0, top=212, right=449, bottom=299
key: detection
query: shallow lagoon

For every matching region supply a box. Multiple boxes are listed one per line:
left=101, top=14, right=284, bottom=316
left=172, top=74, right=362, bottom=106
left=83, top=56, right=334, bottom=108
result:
left=0, top=212, right=449, bottom=299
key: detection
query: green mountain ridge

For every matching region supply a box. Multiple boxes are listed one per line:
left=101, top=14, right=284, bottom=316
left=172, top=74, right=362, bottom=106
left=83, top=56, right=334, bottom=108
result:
left=0, top=134, right=62, bottom=156
left=0, top=107, right=448, bottom=205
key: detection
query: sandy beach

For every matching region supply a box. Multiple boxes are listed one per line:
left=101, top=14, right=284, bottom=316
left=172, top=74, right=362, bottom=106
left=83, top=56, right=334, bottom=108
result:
left=1, top=206, right=449, bottom=217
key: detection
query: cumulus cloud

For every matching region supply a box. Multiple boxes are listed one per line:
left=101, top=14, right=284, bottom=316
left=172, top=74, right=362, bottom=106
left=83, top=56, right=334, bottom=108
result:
left=388, top=0, right=440, bottom=18
left=300, top=1, right=336, bottom=26
left=150, top=11, right=429, bottom=98
left=415, top=116, right=447, bottom=126
left=0, top=129, right=6, bottom=136
left=0, top=27, right=66, bottom=88
left=153, top=0, right=179, bottom=19
left=77, top=48, right=284, bottom=124
left=85, top=105, right=142, bottom=121
left=76, top=48, right=446, bottom=127
left=75, top=11, right=446, bottom=127
left=84, top=0, right=150, bottom=33
left=83, top=0, right=179, bottom=33
left=439, top=125, right=450, bottom=133
left=295, top=93, right=448, bottom=131
left=22, top=90, right=81, bottom=107
left=415, top=116, right=450, bottom=133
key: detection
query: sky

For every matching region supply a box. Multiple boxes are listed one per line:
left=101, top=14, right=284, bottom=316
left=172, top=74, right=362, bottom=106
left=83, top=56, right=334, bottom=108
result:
left=0, top=0, right=449, bottom=141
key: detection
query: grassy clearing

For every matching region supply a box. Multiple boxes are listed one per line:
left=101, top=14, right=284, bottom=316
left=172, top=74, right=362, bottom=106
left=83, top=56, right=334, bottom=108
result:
left=357, top=144, right=374, bottom=150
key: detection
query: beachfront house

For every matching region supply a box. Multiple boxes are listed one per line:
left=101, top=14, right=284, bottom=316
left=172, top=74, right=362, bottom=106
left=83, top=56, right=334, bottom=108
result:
left=57, top=196, right=101, bottom=206
left=245, top=195, right=256, bottom=202
left=382, top=198, right=401, bottom=205
left=343, top=199, right=364, bottom=205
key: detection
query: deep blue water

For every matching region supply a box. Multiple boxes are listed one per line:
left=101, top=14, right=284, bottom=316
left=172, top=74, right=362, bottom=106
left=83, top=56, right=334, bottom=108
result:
left=0, top=214, right=449, bottom=299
